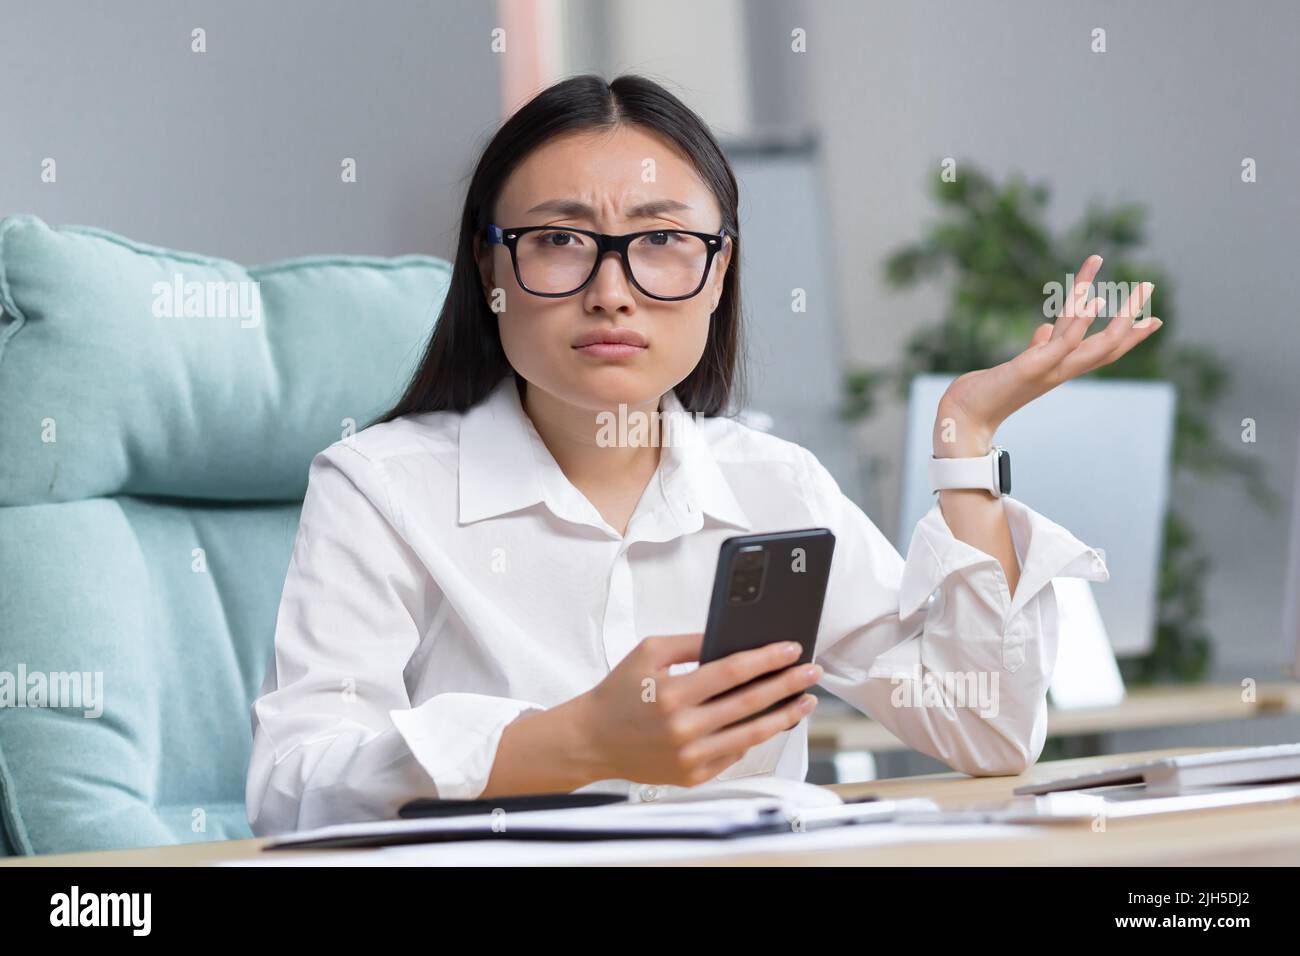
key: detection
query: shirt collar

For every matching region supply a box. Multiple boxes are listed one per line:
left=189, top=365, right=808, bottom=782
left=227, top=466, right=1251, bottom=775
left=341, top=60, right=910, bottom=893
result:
left=457, top=376, right=545, bottom=524
left=656, top=386, right=752, bottom=533
left=457, top=375, right=751, bottom=533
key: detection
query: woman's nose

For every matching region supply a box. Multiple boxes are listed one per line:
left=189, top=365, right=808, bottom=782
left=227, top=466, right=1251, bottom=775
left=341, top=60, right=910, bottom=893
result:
left=582, top=251, right=637, bottom=310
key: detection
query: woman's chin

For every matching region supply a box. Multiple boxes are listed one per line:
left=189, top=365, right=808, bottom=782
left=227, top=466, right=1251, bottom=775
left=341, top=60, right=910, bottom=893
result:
left=562, top=372, right=669, bottom=412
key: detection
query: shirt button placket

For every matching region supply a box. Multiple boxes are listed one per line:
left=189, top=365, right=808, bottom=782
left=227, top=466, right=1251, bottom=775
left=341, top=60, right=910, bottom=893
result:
left=602, top=543, right=639, bottom=671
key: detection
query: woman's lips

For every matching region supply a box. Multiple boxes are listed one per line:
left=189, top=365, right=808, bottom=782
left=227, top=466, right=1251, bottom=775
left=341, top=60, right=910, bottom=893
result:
left=573, top=342, right=648, bottom=359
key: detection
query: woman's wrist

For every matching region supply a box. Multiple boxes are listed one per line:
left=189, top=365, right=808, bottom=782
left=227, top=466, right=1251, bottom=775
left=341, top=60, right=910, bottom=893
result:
left=553, top=691, right=613, bottom=786
left=480, top=694, right=610, bottom=798
left=932, top=401, right=996, bottom=458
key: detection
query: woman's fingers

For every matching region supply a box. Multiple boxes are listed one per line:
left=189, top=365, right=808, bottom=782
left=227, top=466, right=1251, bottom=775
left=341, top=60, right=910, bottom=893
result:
left=1053, top=254, right=1104, bottom=340
left=692, top=662, right=823, bottom=735
left=1063, top=295, right=1104, bottom=349
left=1088, top=314, right=1164, bottom=372
left=1020, top=293, right=1101, bottom=379
left=677, top=640, right=804, bottom=706
left=1055, top=281, right=1158, bottom=377
left=642, top=632, right=708, bottom=669
left=683, top=693, right=818, bottom=767
left=1108, top=281, right=1155, bottom=334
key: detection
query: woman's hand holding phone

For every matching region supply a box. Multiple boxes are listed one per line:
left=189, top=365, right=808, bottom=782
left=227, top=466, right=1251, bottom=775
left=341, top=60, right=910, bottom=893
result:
left=574, top=632, right=822, bottom=787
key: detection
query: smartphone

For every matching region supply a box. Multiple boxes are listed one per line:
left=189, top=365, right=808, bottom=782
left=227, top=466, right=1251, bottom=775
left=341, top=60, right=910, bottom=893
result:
left=698, top=527, right=836, bottom=721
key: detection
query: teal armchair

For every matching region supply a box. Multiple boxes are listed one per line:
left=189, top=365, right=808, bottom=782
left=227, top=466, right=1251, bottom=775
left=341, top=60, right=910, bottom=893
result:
left=0, top=215, right=450, bottom=855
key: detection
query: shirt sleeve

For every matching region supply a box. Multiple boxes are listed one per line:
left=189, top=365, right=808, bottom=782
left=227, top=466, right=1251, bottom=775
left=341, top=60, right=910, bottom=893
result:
left=245, top=442, right=545, bottom=836
left=801, top=450, right=1110, bottom=777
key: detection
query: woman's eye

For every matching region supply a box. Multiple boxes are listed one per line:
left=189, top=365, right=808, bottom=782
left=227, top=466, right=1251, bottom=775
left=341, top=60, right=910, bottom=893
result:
left=644, top=231, right=675, bottom=246
left=538, top=230, right=580, bottom=246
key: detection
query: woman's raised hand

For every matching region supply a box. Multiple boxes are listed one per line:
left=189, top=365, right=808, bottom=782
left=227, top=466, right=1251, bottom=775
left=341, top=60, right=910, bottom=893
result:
left=934, top=254, right=1164, bottom=452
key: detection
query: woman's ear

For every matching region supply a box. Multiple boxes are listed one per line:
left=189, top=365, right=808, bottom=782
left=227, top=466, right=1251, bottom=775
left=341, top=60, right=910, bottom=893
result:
left=709, top=237, right=734, bottom=309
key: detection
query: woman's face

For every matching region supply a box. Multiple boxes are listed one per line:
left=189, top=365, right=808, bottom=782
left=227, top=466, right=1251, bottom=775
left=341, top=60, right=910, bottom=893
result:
left=476, top=125, right=732, bottom=413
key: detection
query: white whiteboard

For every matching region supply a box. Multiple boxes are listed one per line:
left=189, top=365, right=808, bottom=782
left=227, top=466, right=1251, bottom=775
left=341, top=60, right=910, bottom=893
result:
left=726, top=138, right=862, bottom=499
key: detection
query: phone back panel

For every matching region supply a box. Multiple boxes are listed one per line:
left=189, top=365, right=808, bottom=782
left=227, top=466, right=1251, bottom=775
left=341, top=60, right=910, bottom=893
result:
left=700, top=528, right=836, bottom=669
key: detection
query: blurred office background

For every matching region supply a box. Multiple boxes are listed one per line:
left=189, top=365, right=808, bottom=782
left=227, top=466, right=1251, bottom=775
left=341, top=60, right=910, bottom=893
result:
left=5, top=0, right=1299, bottom=777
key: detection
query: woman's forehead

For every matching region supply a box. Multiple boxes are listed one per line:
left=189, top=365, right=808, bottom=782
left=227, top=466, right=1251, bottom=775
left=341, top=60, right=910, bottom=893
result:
left=497, top=128, right=718, bottom=221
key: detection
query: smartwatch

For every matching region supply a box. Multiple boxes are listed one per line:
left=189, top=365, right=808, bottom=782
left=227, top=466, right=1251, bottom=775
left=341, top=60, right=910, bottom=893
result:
left=928, top=445, right=1011, bottom=497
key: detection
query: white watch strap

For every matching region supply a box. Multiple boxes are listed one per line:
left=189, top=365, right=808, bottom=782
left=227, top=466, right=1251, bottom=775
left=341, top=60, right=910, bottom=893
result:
left=928, top=447, right=1004, bottom=496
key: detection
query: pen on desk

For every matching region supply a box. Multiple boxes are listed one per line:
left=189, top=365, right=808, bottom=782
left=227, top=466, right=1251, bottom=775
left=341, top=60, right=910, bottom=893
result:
left=787, top=798, right=941, bottom=830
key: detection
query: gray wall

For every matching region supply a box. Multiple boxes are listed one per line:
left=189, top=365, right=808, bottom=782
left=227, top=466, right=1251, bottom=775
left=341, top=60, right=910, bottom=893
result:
left=1, top=0, right=500, bottom=263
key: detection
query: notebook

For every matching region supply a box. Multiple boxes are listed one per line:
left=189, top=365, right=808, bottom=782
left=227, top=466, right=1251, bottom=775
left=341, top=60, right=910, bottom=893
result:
left=263, top=799, right=796, bottom=850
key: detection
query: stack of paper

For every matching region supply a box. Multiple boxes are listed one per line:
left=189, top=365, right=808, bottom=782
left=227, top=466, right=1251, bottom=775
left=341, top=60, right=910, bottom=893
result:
left=263, top=798, right=797, bottom=851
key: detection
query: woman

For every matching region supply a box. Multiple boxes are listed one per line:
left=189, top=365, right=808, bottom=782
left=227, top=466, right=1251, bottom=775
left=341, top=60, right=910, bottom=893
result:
left=246, top=74, right=1160, bottom=834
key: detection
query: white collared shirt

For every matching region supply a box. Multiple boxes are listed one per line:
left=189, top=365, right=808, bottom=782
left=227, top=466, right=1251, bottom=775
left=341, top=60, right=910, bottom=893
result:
left=246, top=374, right=1109, bottom=834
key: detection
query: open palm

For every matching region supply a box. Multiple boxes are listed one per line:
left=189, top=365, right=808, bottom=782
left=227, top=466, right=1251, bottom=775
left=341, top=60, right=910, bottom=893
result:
left=941, top=254, right=1163, bottom=434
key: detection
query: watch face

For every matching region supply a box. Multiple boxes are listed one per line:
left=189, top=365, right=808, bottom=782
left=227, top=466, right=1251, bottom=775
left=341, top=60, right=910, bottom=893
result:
left=997, top=449, right=1012, bottom=494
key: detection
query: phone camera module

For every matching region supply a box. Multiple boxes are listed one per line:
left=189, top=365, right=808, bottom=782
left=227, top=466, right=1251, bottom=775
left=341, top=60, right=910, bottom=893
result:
left=727, top=546, right=768, bottom=605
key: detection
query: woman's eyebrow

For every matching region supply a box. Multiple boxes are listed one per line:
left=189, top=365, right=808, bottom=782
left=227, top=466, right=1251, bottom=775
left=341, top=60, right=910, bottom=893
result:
left=524, top=198, right=693, bottom=219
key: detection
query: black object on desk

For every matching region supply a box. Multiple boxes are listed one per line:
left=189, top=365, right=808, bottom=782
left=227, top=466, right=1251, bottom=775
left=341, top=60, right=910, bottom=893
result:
left=398, top=791, right=628, bottom=819
left=264, top=793, right=790, bottom=850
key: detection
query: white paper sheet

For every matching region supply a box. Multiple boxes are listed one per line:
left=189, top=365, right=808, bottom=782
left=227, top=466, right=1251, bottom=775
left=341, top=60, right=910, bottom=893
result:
left=226, top=821, right=1041, bottom=867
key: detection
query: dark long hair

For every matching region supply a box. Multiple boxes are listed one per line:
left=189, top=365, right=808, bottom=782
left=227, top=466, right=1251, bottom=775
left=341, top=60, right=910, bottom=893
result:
left=370, top=74, right=746, bottom=426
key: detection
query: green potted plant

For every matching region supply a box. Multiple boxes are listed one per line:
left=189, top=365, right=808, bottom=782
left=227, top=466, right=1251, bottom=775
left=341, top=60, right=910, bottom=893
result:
left=841, top=164, right=1279, bottom=684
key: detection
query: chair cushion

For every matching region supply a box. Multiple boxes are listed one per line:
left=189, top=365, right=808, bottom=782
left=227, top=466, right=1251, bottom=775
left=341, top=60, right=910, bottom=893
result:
left=0, top=214, right=449, bottom=505
left=0, top=216, right=450, bottom=854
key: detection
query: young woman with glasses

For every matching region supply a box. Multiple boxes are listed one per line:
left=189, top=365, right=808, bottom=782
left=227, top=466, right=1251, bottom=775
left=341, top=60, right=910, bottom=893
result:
left=247, top=74, right=1161, bottom=834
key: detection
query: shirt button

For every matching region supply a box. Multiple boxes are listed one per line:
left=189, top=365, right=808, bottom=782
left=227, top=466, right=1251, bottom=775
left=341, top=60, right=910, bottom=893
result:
left=640, top=785, right=660, bottom=802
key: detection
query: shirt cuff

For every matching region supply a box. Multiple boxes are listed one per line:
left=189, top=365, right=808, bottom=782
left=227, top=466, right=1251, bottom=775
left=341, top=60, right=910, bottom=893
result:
left=897, top=495, right=1110, bottom=624
left=389, top=692, right=547, bottom=800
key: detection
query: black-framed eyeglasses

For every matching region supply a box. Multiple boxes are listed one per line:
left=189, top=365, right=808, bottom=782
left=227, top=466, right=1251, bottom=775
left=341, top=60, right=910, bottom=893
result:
left=485, top=223, right=733, bottom=301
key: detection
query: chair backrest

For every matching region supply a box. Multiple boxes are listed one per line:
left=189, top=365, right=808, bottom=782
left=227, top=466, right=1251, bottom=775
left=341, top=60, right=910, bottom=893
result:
left=0, top=215, right=450, bottom=854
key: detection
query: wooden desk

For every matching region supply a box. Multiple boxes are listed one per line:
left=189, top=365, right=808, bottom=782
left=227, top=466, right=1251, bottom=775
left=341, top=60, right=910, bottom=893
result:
left=5, top=746, right=1299, bottom=866
left=808, top=682, right=1300, bottom=754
